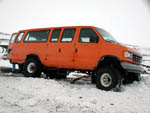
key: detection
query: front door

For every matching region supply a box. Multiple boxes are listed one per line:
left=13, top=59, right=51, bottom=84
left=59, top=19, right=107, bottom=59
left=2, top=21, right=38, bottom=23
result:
left=74, top=27, right=101, bottom=70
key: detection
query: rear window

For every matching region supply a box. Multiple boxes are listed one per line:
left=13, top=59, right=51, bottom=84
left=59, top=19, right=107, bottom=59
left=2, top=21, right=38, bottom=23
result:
left=24, top=30, right=50, bottom=42
left=15, top=32, right=24, bottom=43
left=9, top=33, right=17, bottom=44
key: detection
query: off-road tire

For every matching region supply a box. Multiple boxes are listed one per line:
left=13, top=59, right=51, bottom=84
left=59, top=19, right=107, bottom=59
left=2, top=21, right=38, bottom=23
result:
left=96, top=66, right=121, bottom=91
left=123, top=72, right=141, bottom=84
left=23, top=58, right=42, bottom=77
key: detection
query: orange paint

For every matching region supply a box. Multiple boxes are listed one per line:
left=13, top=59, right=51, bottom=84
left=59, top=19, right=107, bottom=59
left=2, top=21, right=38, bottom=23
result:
left=7, top=26, right=142, bottom=70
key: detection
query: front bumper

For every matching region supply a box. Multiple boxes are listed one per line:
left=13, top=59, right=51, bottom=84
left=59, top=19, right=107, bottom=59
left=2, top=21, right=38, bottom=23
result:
left=121, top=62, right=144, bottom=73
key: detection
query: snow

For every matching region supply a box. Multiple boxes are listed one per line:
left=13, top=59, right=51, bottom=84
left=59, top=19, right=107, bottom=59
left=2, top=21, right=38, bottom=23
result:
left=0, top=71, right=150, bottom=113
left=0, top=70, right=150, bottom=113
left=0, top=46, right=150, bottom=113
left=0, top=59, right=12, bottom=68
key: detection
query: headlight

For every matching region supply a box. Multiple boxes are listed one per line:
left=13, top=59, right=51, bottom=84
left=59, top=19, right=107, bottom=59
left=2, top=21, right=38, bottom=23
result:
left=123, top=51, right=132, bottom=59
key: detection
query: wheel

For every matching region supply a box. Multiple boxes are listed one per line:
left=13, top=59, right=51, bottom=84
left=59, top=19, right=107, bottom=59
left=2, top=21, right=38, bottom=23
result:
left=23, top=58, right=42, bottom=77
left=96, top=66, right=121, bottom=91
left=123, top=72, right=141, bottom=84
left=130, top=73, right=141, bottom=82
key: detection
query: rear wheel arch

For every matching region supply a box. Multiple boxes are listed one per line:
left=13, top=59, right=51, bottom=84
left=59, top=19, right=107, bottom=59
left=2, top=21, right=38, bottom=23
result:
left=25, top=54, right=41, bottom=63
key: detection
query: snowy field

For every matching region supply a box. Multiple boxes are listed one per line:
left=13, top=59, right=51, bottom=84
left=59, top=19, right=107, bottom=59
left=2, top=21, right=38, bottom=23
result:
left=0, top=58, right=150, bottom=113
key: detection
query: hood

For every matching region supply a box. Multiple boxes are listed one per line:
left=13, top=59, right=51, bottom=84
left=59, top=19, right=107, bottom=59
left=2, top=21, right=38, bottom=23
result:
left=120, top=43, right=142, bottom=56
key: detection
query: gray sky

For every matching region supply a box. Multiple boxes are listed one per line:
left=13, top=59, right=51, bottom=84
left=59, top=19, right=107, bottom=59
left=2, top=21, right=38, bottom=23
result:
left=0, top=0, right=150, bottom=47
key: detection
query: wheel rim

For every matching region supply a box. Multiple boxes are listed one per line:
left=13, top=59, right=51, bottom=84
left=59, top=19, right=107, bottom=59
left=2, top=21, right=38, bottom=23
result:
left=100, top=73, right=112, bottom=87
left=27, top=62, right=36, bottom=74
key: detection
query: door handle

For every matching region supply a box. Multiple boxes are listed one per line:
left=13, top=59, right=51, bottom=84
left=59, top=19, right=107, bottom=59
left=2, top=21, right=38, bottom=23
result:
left=75, top=48, right=78, bottom=53
left=58, top=48, right=61, bottom=53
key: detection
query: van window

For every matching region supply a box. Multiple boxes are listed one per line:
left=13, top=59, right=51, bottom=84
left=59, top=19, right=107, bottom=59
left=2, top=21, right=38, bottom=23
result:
left=79, top=28, right=99, bottom=43
left=24, top=30, right=50, bottom=42
left=15, top=32, right=24, bottom=43
left=96, top=27, right=118, bottom=43
left=9, top=33, right=17, bottom=44
left=61, top=29, right=76, bottom=42
left=50, top=29, right=61, bottom=42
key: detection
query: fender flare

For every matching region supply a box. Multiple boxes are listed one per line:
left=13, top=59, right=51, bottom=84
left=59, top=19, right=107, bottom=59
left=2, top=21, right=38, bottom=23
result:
left=95, top=55, right=125, bottom=75
left=25, top=54, right=41, bottom=63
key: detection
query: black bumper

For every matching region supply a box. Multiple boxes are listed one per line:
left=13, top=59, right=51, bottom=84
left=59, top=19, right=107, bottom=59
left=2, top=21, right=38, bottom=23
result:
left=121, top=62, right=144, bottom=73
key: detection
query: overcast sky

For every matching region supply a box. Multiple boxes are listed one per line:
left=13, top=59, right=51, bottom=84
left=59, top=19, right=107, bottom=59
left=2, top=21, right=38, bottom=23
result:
left=0, top=0, right=150, bottom=47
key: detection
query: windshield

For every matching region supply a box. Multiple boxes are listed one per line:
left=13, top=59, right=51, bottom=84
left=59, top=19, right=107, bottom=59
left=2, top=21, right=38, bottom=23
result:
left=96, top=27, right=118, bottom=43
left=9, top=33, right=17, bottom=44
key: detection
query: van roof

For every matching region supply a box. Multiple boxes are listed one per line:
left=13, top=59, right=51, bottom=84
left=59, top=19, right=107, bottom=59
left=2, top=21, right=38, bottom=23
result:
left=19, top=26, right=96, bottom=32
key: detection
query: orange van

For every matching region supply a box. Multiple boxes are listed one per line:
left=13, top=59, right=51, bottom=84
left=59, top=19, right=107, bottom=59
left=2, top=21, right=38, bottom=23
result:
left=7, top=26, right=143, bottom=91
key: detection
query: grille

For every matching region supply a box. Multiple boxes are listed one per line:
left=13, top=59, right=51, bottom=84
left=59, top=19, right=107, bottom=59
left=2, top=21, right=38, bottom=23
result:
left=132, top=54, right=142, bottom=63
